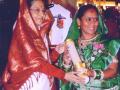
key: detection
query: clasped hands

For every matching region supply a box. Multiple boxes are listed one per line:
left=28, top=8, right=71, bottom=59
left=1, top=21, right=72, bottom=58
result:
left=54, top=44, right=94, bottom=84
left=63, top=58, right=95, bottom=85
left=64, top=66, right=91, bottom=85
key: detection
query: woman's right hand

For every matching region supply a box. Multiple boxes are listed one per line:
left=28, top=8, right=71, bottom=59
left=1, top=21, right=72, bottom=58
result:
left=64, top=71, right=90, bottom=85
left=63, top=46, right=72, bottom=65
left=64, top=72, right=82, bottom=84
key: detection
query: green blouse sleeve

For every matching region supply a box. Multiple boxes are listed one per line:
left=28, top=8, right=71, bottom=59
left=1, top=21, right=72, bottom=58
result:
left=107, top=39, right=120, bottom=56
left=91, top=39, right=120, bottom=70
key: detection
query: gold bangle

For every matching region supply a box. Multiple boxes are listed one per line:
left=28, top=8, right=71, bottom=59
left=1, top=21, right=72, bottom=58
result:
left=100, top=70, right=104, bottom=80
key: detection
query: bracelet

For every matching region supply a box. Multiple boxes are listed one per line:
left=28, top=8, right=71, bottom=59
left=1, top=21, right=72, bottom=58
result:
left=95, top=70, right=101, bottom=79
left=100, top=70, right=104, bottom=80
left=93, top=70, right=96, bottom=79
left=62, top=62, right=72, bottom=69
left=94, top=70, right=104, bottom=80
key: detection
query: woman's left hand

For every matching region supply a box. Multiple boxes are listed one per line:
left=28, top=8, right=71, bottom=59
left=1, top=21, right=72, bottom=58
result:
left=86, top=69, right=95, bottom=77
left=77, top=75, right=89, bottom=85
left=55, top=43, right=64, bottom=54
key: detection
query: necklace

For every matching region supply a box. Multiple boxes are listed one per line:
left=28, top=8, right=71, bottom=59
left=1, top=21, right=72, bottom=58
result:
left=78, top=34, right=99, bottom=48
left=77, top=35, right=99, bottom=68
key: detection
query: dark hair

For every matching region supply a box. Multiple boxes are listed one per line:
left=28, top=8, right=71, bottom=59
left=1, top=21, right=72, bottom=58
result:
left=27, top=0, right=50, bottom=9
left=76, top=4, right=99, bottom=19
left=27, top=0, right=34, bottom=8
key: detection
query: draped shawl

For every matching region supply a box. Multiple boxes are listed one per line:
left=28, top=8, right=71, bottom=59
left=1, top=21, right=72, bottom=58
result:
left=2, top=0, right=65, bottom=90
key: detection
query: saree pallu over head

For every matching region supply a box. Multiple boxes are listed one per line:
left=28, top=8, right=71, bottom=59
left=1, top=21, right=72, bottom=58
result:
left=2, top=0, right=53, bottom=90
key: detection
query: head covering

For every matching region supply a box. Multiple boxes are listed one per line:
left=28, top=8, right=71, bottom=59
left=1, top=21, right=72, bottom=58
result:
left=2, top=0, right=52, bottom=89
left=66, top=4, right=108, bottom=41
left=66, top=4, right=120, bottom=57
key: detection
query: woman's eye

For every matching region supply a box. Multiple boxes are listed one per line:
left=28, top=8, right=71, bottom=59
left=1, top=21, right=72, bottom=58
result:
left=86, top=17, right=98, bottom=22
left=87, top=18, right=91, bottom=21
left=42, top=9, right=46, bottom=13
left=30, top=8, right=43, bottom=13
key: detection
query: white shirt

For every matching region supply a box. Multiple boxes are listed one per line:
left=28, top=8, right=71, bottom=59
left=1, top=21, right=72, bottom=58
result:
left=49, top=3, right=72, bottom=45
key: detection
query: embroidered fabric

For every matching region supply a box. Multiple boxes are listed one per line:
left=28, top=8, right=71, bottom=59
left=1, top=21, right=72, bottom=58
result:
left=19, top=72, right=53, bottom=90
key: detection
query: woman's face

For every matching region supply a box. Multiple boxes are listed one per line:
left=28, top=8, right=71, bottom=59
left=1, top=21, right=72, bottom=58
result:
left=78, top=9, right=99, bottom=36
left=30, top=0, right=46, bottom=26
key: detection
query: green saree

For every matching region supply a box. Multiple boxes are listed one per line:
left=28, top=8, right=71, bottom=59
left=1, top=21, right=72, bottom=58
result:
left=58, top=10, right=120, bottom=90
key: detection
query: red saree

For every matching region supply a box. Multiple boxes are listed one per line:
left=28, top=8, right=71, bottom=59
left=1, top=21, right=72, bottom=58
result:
left=2, top=0, right=65, bottom=90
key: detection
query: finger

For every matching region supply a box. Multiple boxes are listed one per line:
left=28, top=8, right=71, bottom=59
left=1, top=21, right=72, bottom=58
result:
left=71, top=72, right=82, bottom=75
left=72, top=77, right=82, bottom=83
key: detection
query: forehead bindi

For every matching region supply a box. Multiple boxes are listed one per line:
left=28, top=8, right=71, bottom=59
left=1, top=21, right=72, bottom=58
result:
left=89, top=9, right=96, bottom=13
left=88, top=9, right=97, bottom=15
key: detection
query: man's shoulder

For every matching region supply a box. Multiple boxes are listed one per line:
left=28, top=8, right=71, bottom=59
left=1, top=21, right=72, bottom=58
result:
left=50, top=4, right=70, bottom=16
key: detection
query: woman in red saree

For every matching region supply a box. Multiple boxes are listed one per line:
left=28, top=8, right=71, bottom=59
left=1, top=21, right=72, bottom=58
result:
left=2, top=0, right=81, bottom=90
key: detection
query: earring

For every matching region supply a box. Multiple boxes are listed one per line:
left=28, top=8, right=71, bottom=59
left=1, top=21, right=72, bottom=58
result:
left=78, top=26, right=80, bottom=29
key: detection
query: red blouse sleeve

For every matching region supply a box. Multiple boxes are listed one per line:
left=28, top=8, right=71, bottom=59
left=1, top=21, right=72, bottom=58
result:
left=27, top=50, right=65, bottom=81
left=50, top=48, right=60, bottom=63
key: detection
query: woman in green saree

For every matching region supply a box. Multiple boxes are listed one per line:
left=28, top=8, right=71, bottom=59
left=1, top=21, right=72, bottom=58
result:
left=59, top=4, right=120, bottom=90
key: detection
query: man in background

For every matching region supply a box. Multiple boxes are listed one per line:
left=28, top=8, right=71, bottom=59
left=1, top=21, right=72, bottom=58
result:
left=48, top=0, right=77, bottom=45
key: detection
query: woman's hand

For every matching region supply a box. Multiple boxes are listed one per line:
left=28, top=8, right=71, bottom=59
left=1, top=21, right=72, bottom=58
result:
left=39, top=19, right=51, bottom=36
left=55, top=43, right=64, bottom=54
left=78, top=75, right=89, bottom=85
left=86, top=69, right=95, bottom=77
left=64, top=72, right=82, bottom=84
left=64, top=72, right=89, bottom=84
left=63, top=47, right=72, bottom=65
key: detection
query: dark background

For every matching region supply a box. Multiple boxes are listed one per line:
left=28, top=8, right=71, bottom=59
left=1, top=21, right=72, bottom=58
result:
left=0, top=0, right=19, bottom=76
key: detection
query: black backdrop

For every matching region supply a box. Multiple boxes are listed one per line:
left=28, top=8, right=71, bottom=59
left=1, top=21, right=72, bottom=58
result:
left=0, top=0, right=19, bottom=76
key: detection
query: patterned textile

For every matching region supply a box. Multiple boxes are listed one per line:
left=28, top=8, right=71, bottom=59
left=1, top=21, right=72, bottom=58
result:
left=58, top=5, right=120, bottom=90
left=2, top=0, right=65, bottom=90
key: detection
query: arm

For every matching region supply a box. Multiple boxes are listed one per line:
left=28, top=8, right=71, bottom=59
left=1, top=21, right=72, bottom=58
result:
left=103, top=58, right=118, bottom=79
left=50, top=48, right=60, bottom=63
left=28, top=49, right=81, bottom=83
left=50, top=43, right=64, bottom=63
left=87, top=57, right=118, bottom=79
